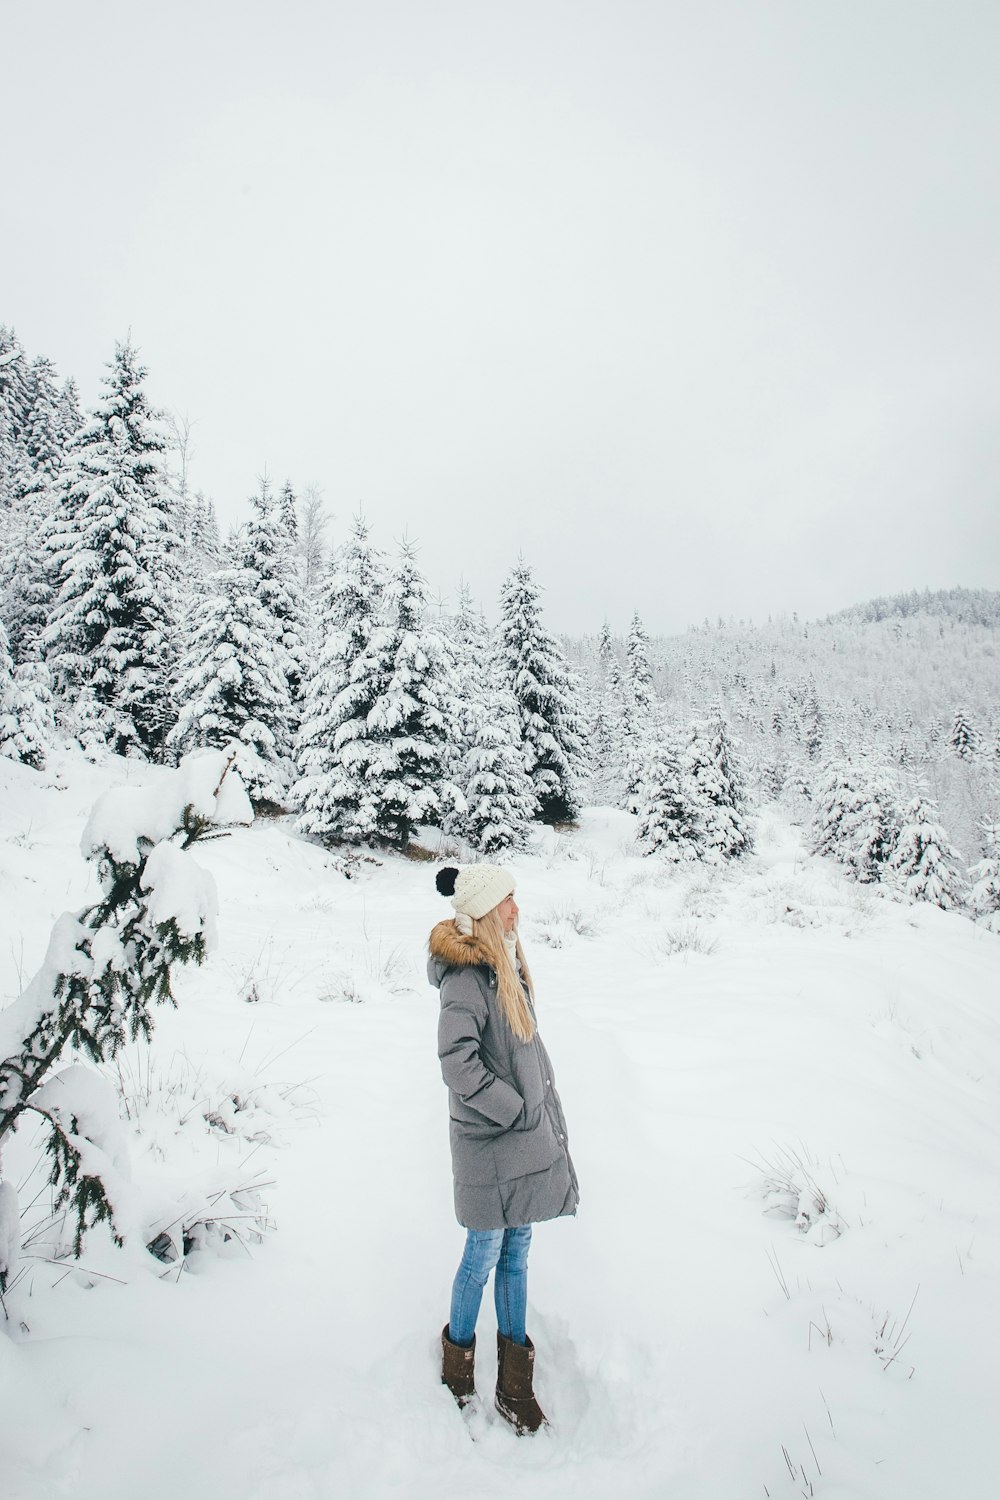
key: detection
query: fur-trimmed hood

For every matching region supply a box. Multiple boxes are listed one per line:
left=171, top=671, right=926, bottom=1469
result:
left=427, top=919, right=492, bottom=981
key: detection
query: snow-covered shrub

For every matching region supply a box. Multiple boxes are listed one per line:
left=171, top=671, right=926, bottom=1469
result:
left=318, top=937, right=414, bottom=1005
left=654, top=920, right=719, bottom=957
left=0, top=749, right=252, bottom=1281
left=750, top=1144, right=843, bottom=1247
left=531, top=904, right=604, bottom=947
left=144, top=1167, right=273, bottom=1266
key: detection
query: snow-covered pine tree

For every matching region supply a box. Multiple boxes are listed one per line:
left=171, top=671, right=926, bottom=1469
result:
left=636, top=729, right=701, bottom=860
left=586, top=691, right=621, bottom=806
left=42, top=340, right=177, bottom=757
left=597, top=620, right=617, bottom=681
left=626, top=611, right=655, bottom=709
left=279, top=479, right=299, bottom=544
left=461, top=684, right=536, bottom=854
left=0, top=659, right=55, bottom=769
left=811, top=761, right=861, bottom=861
left=0, top=327, right=31, bottom=512
left=240, top=476, right=307, bottom=745
left=838, top=759, right=901, bottom=883
left=586, top=622, right=628, bottom=806
left=0, top=620, right=13, bottom=719
left=889, top=791, right=965, bottom=909
left=358, top=542, right=458, bottom=848
left=293, top=515, right=387, bottom=840
left=760, top=754, right=788, bottom=801
left=56, top=376, right=83, bottom=449
left=442, top=582, right=491, bottom=810
left=168, top=565, right=293, bottom=805
left=2, top=355, right=74, bottom=663
left=801, top=680, right=824, bottom=761
left=949, top=707, right=980, bottom=760
left=618, top=681, right=661, bottom=815
left=190, top=492, right=221, bottom=568
left=0, top=750, right=251, bottom=1270
left=967, top=819, right=1000, bottom=933
left=497, top=560, right=586, bottom=824
left=685, top=712, right=754, bottom=859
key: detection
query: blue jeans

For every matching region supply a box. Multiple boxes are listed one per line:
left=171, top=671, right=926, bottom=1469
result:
left=448, top=1225, right=532, bottom=1348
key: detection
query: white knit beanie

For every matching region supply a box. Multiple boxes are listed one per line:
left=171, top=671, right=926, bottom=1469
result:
left=435, top=865, right=515, bottom=921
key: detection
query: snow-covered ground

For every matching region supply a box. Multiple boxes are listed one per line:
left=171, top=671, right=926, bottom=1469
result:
left=1, top=752, right=998, bottom=1499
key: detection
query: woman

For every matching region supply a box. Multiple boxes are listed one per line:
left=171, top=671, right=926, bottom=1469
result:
left=428, top=863, right=579, bottom=1434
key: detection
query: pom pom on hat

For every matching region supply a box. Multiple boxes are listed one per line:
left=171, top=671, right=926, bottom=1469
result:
left=435, top=866, right=459, bottom=897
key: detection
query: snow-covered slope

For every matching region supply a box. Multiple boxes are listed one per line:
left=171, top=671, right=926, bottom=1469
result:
left=1, top=753, right=998, bottom=1499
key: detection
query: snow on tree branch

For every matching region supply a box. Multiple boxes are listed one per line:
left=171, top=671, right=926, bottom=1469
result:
left=0, top=749, right=252, bottom=1272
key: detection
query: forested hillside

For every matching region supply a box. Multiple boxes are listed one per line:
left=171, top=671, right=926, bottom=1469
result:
left=3, top=321, right=999, bottom=920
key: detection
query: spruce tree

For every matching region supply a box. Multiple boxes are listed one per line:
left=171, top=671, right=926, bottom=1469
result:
left=0, top=620, right=12, bottom=720
left=56, top=376, right=83, bottom=448
left=949, top=708, right=980, bottom=760
left=685, top=712, right=754, bottom=859
left=293, top=515, right=387, bottom=841
left=42, top=340, right=177, bottom=757
left=191, top=492, right=221, bottom=568
left=461, top=685, right=536, bottom=854
left=168, top=566, right=293, bottom=805
left=636, top=732, right=701, bottom=860
left=0, top=659, right=55, bottom=769
left=619, top=682, right=659, bottom=815
left=597, top=620, right=617, bottom=680
left=839, top=760, right=901, bottom=883
left=801, top=680, right=824, bottom=761
left=811, top=761, right=860, bottom=860
left=968, top=820, right=1000, bottom=933
left=279, top=479, right=299, bottom=544
left=890, top=793, right=965, bottom=909
left=0, top=328, right=30, bottom=511
left=587, top=692, right=621, bottom=806
left=442, top=582, right=491, bottom=815
left=3, top=356, right=73, bottom=663
left=358, top=542, right=457, bottom=847
left=497, top=560, right=586, bottom=824
left=626, top=611, right=655, bottom=708
left=240, top=476, right=306, bottom=747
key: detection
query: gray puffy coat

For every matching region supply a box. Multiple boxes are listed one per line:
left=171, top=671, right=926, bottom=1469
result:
left=428, top=919, right=579, bottom=1231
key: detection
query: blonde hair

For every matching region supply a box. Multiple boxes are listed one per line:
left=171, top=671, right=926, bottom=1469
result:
left=474, top=906, right=536, bottom=1043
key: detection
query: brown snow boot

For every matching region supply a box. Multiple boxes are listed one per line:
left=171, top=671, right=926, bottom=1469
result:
left=441, top=1325, right=477, bottom=1408
left=495, top=1330, right=548, bottom=1435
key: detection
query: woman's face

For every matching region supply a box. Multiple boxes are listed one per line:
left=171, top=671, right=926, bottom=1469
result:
left=496, top=893, right=519, bottom=934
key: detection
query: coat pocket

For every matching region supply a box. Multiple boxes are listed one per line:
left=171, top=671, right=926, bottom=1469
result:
left=492, top=1120, right=561, bottom=1184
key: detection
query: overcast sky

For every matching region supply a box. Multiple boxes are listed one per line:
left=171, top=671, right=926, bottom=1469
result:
left=5, top=0, right=999, bottom=634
